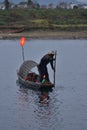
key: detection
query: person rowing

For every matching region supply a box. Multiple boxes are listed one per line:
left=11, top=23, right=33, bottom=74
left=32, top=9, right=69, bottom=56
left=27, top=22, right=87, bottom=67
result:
left=38, top=51, right=55, bottom=83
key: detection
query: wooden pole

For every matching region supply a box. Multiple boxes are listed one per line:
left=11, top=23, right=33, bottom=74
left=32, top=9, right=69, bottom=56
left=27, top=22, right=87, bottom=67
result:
left=22, top=46, right=25, bottom=62
left=20, top=37, right=26, bottom=62
left=54, top=50, right=57, bottom=87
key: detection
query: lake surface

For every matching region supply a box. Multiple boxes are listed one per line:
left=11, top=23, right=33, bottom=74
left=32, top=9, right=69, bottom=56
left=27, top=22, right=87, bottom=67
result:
left=0, top=39, right=87, bottom=130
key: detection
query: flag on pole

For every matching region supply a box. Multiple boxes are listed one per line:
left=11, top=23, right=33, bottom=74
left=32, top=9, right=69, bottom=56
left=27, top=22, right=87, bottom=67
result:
left=20, top=37, right=26, bottom=46
left=20, top=37, right=26, bottom=62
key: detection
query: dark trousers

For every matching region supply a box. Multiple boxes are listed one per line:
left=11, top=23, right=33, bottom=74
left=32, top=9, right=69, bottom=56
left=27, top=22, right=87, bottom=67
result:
left=38, top=65, right=50, bottom=82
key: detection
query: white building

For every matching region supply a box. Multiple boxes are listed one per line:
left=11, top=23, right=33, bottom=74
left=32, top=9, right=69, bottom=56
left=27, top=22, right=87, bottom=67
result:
left=81, top=4, right=87, bottom=9
left=0, top=2, right=5, bottom=10
left=17, top=2, right=28, bottom=8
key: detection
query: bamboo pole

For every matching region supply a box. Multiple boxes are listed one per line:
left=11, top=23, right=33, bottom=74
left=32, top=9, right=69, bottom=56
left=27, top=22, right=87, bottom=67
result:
left=54, top=50, right=57, bottom=87
left=22, top=46, right=25, bottom=62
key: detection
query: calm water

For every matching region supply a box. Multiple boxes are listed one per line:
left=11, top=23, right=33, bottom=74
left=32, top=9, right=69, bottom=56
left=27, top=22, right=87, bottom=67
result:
left=0, top=39, right=87, bottom=130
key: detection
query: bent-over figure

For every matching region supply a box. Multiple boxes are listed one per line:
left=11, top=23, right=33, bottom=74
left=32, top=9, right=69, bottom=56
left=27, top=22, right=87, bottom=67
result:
left=38, top=51, right=55, bottom=82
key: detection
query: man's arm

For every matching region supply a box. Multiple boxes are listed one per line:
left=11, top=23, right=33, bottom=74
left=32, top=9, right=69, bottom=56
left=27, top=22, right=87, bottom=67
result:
left=50, top=58, right=54, bottom=70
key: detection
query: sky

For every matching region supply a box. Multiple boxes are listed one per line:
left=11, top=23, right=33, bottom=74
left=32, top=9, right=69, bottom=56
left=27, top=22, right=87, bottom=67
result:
left=78, top=0, right=87, bottom=3
left=0, top=0, right=87, bottom=4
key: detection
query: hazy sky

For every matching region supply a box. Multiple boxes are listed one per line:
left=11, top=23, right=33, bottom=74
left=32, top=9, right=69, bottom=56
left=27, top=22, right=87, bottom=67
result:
left=0, top=0, right=87, bottom=4
left=78, top=0, right=87, bottom=3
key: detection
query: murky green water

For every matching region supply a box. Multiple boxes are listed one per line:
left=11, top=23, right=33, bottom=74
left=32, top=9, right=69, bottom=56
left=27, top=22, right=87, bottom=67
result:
left=0, top=39, right=87, bottom=130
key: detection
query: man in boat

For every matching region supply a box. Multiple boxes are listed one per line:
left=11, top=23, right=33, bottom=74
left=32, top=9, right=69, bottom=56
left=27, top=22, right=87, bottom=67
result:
left=38, top=51, right=55, bottom=83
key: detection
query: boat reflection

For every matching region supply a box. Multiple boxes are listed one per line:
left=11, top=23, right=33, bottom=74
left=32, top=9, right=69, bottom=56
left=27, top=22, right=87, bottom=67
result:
left=18, top=86, right=29, bottom=103
left=39, top=91, right=49, bottom=103
left=39, top=88, right=53, bottom=105
left=18, top=83, right=53, bottom=106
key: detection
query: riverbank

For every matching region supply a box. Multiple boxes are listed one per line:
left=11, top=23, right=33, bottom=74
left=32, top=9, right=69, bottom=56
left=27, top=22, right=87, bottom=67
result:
left=0, top=30, right=87, bottom=39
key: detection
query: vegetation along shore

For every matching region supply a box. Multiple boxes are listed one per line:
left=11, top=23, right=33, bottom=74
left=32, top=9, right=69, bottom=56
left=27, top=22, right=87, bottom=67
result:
left=0, top=8, right=87, bottom=39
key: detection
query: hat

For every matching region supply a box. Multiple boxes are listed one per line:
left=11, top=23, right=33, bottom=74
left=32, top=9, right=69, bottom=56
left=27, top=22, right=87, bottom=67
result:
left=48, top=51, right=55, bottom=55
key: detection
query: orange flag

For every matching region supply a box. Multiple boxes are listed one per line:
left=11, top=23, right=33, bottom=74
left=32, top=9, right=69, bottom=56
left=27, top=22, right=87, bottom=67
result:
left=20, top=37, right=26, bottom=46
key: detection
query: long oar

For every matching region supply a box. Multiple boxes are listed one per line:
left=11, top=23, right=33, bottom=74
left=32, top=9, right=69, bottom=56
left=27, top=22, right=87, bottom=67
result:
left=54, top=50, right=57, bottom=87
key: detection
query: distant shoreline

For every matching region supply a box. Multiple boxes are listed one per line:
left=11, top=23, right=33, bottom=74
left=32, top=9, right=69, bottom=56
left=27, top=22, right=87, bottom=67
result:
left=0, top=30, right=87, bottom=40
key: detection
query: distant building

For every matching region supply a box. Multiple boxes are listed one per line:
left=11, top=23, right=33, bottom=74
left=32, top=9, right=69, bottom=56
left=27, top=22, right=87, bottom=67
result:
left=9, top=3, right=16, bottom=9
left=0, top=2, right=5, bottom=10
left=17, top=1, right=39, bottom=9
left=79, top=4, right=87, bottom=9
left=0, top=2, right=16, bottom=10
left=47, top=3, right=56, bottom=9
left=57, top=2, right=73, bottom=9
left=17, top=2, right=28, bottom=8
left=40, top=5, right=47, bottom=9
left=70, top=3, right=78, bottom=9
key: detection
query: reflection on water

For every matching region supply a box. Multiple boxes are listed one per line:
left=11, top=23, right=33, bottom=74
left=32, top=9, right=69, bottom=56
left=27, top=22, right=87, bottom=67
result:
left=19, top=87, right=29, bottom=103
left=39, top=91, right=50, bottom=105
left=17, top=85, right=63, bottom=130
left=36, top=90, right=63, bottom=130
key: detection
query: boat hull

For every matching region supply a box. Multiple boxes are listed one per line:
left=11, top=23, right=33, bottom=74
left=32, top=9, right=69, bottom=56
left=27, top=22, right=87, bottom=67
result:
left=17, top=74, right=54, bottom=91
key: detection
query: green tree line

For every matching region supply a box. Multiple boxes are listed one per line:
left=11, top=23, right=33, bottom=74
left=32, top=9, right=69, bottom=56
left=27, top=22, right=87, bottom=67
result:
left=0, top=6, right=87, bottom=31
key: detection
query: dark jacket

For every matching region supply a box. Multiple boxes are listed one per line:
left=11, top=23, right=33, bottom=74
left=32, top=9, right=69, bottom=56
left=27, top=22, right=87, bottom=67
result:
left=38, top=53, right=54, bottom=82
left=39, top=54, right=54, bottom=70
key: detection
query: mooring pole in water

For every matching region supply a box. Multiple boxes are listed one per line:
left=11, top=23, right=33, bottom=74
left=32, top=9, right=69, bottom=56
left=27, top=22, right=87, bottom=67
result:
left=54, top=50, right=57, bottom=87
